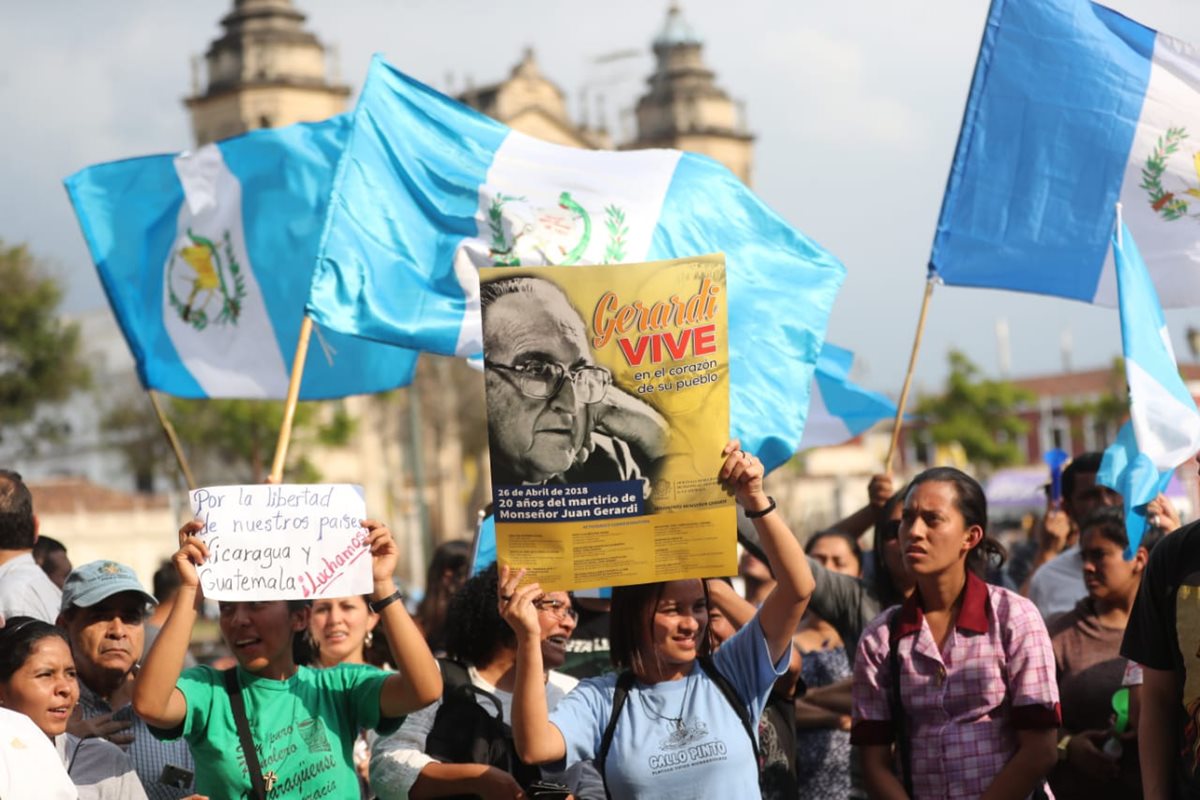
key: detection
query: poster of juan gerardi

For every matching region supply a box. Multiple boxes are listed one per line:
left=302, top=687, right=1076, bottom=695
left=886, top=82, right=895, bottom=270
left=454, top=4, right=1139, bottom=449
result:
left=479, top=254, right=735, bottom=590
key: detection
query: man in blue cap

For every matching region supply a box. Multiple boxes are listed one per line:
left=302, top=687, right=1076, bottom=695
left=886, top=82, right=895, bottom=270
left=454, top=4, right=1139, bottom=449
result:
left=59, top=560, right=195, bottom=800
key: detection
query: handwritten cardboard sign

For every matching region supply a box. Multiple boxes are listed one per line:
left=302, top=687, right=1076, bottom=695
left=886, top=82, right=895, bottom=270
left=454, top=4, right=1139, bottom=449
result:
left=188, top=484, right=371, bottom=601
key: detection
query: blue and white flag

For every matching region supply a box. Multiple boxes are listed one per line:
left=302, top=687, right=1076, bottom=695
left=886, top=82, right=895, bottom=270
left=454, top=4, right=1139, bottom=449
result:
left=1097, top=222, right=1200, bottom=555
left=799, top=343, right=897, bottom=450
left=931, top=0, right=1200, bottom=307
left=309, top=56, right=845, bottom=471
left=65, top=117, right=417, bottom=400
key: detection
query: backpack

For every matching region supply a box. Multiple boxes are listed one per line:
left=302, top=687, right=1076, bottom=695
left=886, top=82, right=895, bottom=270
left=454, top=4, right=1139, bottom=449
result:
left=597, top=655, right=763, bottom=799
left=423, top=659, right=542, bottom=797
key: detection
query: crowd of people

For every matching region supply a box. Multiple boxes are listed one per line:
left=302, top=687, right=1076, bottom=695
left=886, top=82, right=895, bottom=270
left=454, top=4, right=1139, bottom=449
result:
left=2, top=444, right=1200, bottom=798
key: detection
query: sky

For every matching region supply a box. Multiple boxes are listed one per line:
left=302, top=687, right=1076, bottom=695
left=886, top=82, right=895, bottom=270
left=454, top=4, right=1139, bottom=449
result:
left=4, top=0, right=1200, bottom=398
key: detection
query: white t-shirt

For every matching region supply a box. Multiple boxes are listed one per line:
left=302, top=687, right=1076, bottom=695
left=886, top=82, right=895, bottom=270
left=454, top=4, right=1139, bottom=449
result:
left=0, top=707, right=77, bottom=800
left=0, top=552, right=63, bottom=624
left=1028, top=545, right=1086, bottom=620
left=370, top=666, right=578, bottom=798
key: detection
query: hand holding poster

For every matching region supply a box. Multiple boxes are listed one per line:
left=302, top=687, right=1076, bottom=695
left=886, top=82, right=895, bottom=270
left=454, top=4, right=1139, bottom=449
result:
left=187, top=483, right=372, bottom=600
left=481, top=254, right=735, bottom=590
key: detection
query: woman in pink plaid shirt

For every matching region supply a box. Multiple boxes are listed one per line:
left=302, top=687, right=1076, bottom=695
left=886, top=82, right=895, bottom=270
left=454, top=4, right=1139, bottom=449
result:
left=851, top=467, right=1061, bottom=799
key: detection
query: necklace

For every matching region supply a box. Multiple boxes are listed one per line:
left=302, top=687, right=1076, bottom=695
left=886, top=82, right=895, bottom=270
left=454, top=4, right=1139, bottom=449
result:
left=637, top=670, right=693, bottom=731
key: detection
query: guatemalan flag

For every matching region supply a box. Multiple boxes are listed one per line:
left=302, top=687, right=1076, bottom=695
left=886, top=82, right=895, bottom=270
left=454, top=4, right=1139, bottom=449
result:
left=309, top=56, right=846, bottom=471
left=798, top=343, right=897, bottom=450
left=930, top=0, right=1200, bottom=307
left=1097, top=222, right=1200, bottom=555
left=65, top=117, right=417, bottom=400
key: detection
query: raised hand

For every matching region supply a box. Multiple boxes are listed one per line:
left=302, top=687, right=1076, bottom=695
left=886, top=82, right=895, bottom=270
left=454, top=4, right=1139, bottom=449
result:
left=718, top=439, right=769, bottom=512
left=497, top=565, right=543, bottom=640
left=362, top=519, right=399, bottom=587
left=586, top=386, right=670, bottom=462
left=867, top=473, right=895, bottom=510
left=67, top=707, right=134, bottom=745
left=174, top=520, right=209, bottom=590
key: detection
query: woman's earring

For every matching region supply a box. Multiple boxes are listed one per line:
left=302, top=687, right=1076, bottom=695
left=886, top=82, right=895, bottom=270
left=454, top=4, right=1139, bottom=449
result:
left=365, top=630, right=374, bottom=648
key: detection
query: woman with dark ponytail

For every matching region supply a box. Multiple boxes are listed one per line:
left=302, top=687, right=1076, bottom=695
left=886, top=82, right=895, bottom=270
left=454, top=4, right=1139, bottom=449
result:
left=852, top=467, right=1060, bottom=799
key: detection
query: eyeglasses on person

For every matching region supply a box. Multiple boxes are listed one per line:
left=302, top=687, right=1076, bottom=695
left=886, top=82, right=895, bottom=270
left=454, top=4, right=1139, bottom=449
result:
left=533, top=597, right=579, bottom=622
left=484, top=359, right=612, bottom=404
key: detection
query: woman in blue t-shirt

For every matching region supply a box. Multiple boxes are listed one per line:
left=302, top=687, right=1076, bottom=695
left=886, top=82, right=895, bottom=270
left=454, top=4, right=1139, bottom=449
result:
left=499, top=440, right=815, bottom=798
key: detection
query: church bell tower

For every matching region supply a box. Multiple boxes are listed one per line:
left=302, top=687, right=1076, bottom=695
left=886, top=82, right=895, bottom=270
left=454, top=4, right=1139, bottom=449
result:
left=185, top=0, right=350, bottom=146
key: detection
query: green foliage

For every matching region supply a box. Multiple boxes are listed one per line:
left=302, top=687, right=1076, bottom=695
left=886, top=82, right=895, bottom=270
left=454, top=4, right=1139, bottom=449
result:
left=101, top=392, right=353, bottom=487
left=167, top=398, right=349, bottom=484
left=1061, top=357, right=1129, bottom=429
left=915, top=350, right=1035, bottom=469
left=0, top=241, right=90, bottom=443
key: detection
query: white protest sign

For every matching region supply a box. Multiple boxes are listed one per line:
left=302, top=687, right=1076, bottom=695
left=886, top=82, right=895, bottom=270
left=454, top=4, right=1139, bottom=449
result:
left=188, top=484, right=372, bottom=601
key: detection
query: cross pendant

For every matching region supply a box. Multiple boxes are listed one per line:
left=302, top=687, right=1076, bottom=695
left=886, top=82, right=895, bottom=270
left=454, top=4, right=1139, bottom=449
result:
left=263, top=771, right=278, bottom=793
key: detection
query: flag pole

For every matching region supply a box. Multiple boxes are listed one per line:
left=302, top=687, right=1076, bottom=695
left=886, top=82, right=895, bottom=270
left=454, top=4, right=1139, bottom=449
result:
left=270, top=315, right=314, bottom=483
left=884, top=276, right=937, bottom=474
left=147, top=390, right=197, bottom=491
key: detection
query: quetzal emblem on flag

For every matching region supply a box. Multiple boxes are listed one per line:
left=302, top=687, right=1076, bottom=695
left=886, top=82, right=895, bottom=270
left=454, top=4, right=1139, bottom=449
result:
left=166, top=228, right=247, bottom=330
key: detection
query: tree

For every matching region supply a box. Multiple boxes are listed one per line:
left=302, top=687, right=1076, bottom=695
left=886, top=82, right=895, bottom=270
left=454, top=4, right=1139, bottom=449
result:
left=0, top=240, right=90, bottom=445
left=101, top=386, right=356, bottom=488
left=915, top=350, right=1035, bottom=470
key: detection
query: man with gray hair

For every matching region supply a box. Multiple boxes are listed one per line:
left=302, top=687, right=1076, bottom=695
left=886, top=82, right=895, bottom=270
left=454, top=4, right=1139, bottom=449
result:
left=480, top=275, right=669, bottom=489
left=59, top=560, right=195, bottom=799
left=0, top=468, right=61, bottom=623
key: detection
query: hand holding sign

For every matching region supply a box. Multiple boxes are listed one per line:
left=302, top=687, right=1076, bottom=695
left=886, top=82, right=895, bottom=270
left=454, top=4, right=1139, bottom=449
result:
left=498, top=565, right=543, bottom=643
left=364, top=519, right=400, bottom=591
left=174, top=519, right=209, bottom=590
left=719, top=439, right=768, bottom=511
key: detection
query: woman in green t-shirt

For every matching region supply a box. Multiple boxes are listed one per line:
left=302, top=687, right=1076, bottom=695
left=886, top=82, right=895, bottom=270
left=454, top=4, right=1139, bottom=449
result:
left=134, top=519, right=442, bottom=800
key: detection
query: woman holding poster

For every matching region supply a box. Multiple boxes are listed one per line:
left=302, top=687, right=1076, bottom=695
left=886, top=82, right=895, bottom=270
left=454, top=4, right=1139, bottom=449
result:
left=134, top=519, right=442, bottom=800
left=500, top=440, right=814, bottom=798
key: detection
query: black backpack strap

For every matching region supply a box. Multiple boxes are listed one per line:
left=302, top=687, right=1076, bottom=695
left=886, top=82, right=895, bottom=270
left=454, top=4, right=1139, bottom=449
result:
left=437, top=657, right=504, bottom=719
left=597, top=671, right=635, bottom=800
left=697, top=656, right=761, bottom=774
left=223, top=668, right=267, bottom=800
left=438, top=658, right=470, bottom=692
left=886, top=609, right=914, bottom=798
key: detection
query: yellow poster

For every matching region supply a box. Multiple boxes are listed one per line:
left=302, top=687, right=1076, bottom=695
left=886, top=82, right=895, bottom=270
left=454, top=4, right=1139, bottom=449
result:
left=479, top=254, right=735, bottom=590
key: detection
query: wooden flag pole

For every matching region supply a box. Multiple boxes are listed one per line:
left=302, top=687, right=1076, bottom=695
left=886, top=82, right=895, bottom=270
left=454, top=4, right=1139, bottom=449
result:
left=147, top=389, right=197, bottom=491
left=884, top=276, right=937, bottom=474
left=270, top=315, right=314, bottom=483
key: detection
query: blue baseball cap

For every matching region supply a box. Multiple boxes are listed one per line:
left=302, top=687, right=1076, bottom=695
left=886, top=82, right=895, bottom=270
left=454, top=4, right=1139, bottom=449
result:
left=60, top=560, right=156, bottom=613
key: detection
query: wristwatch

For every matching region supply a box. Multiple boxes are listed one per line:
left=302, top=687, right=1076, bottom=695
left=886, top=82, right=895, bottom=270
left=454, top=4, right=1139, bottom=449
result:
left=369, top=589, right=405, bottom=614
left=1056, top=734, right=1072, bottom=763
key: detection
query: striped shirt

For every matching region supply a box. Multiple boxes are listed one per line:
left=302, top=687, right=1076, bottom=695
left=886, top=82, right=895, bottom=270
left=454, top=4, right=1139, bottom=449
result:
left=77, top=680, right=195, bottom=800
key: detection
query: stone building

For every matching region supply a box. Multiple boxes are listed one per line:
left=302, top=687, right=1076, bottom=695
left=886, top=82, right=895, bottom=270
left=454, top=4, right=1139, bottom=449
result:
left=622, top=4, right=755, bottom=184
left=185, top=0, right=350, bottom=145
left=459, top=48, right=612, bottom=150
left=460, top=5, right=756, bottom=183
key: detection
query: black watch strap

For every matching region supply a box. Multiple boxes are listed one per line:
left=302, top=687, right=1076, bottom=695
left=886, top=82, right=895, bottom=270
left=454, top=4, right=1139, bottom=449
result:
left=370, top=589, right=403, bottom=613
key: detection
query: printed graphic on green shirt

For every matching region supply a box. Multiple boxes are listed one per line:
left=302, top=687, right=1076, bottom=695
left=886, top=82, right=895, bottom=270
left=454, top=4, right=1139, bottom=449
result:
left=168, top=664, right=398, bottom=800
